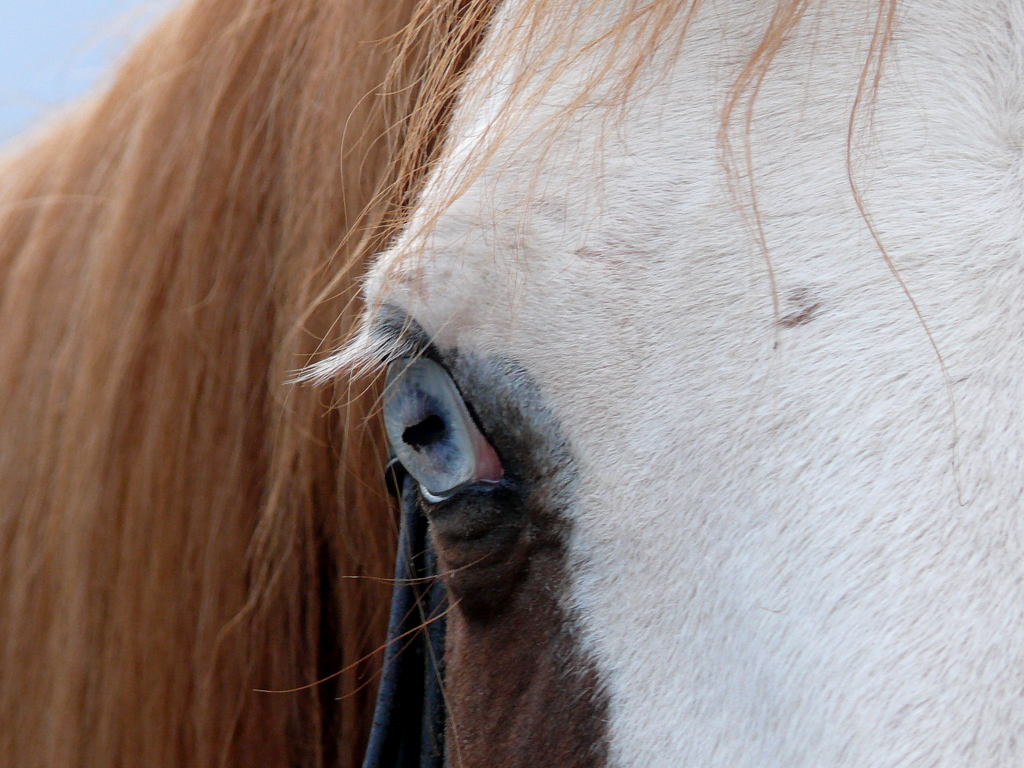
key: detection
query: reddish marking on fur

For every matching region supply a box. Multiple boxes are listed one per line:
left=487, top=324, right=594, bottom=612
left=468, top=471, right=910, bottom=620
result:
left=779, top=301, right=821, bottom=327
left=780, top=289, right=822, bottom=328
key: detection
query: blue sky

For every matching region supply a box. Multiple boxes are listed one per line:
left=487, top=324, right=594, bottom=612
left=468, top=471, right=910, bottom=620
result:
left=0, top=0, right=167, bottom=143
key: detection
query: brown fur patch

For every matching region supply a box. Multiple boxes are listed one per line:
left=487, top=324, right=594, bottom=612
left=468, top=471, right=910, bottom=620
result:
left=441, top=529, right=609, bottom=767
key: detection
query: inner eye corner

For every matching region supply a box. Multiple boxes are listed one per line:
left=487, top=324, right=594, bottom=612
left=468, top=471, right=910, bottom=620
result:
left=402, top=413, right=447, bottom=450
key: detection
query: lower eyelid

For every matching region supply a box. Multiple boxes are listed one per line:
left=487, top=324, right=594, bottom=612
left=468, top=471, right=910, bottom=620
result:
left=419, top=475, right=502, bottom=505
left=420, top=484, right=453, bottom=504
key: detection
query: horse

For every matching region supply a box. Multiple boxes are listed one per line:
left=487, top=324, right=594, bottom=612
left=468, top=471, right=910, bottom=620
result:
left=4, top=0, right=1024, bottom=765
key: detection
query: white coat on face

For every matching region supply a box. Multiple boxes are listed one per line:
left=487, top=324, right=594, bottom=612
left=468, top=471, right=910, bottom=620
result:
left=362, top=0, right=1024, bottom=765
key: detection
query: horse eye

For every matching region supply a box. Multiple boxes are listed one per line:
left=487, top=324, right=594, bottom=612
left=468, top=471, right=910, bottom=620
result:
left=383, top=358, right=503, bottom=502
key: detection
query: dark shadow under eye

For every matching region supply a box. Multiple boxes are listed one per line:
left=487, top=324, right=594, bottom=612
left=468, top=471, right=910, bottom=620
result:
left=403, top=414, right=446, bottom=451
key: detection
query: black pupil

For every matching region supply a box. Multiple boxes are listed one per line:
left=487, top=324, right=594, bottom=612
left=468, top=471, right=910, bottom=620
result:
left=402, top=414, right=446, bottom=451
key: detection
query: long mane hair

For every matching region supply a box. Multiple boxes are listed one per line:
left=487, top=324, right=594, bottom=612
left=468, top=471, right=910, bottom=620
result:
left=0, top=0, right=893, bottom=765
left=0, top=0, right=497, bottom=764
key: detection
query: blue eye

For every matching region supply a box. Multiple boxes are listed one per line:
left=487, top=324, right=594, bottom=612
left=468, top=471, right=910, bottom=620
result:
left=383, top=358, right=503, bottom=502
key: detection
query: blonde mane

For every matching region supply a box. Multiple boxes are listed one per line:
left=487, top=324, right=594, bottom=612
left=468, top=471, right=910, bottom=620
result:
left=0, top=0, right=894, bottom=765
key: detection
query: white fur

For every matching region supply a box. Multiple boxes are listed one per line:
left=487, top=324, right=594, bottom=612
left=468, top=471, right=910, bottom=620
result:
left=361, top=0, right=1024, bottom=764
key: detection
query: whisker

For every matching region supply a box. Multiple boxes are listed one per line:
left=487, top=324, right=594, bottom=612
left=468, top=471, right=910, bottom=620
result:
left=253, top=595, right=458, bottom=695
